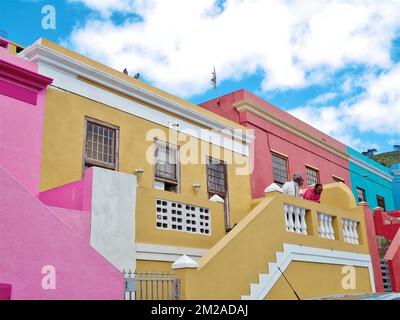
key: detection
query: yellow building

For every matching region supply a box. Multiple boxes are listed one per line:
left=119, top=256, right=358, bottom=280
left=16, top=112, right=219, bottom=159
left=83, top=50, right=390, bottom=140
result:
left=20, top=38, right=253, bottom=273
left=18, top=38, right=376, bottom=299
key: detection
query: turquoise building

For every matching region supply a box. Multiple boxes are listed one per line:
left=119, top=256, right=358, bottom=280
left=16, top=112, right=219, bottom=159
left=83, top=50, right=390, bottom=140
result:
left=391, top=163, right=400, bottom=210
left=347, top=147, right=395, bottom=211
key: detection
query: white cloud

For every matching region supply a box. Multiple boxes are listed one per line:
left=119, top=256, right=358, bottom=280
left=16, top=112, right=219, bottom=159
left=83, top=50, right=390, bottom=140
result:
left=289, top=63, right=400, bottom=148
left=309, top=92, right=337, bottom=105
left=66, top=0, right=400, bottom=97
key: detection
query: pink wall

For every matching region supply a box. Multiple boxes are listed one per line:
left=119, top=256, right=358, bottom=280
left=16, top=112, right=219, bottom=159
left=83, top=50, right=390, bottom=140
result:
left=200, top=90, right=351, bottom=198
left=0, top=45, right=52, bottom=196
left=384, top=229, right=400, bottom=292
left=38, top=168, right=93, bottom=212
left=362, top=206, right=384, bottom=292
left=373, top=208, right=400, bottom=241
left=0, top=165, right=123, bottom=300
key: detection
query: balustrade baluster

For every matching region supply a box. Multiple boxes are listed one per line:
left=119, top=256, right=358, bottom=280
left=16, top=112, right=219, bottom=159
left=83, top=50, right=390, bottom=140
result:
left=328, top=216, right=335, bottom=240
left=294, top=207, right=301, bottom=233
left=284, top=204, right=289, bottom=231
left=300, top=208, right=307, bottom=235
left=318, top=213, right=326, bottom=238
left=287, top=205, right=295, bottom=232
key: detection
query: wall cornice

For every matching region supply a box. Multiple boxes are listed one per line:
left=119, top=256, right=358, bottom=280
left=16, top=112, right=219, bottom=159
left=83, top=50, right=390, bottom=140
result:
left=349, top=155, right=393, bottom=182
left=233, top=99, right=349, bottom=161
left=0, top=59, right=52, bottom=104
left=19, top=44, right=253, bottom=145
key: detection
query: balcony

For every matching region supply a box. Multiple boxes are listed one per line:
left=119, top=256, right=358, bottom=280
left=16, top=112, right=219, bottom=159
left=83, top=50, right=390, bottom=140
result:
left=173, top=183, right=374, bottom=300
left=135, top=186, right=226, bottom=250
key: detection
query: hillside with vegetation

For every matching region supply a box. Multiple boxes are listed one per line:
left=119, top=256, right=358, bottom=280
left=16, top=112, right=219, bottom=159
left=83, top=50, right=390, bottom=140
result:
left=371, top=151, right=400, bottom=168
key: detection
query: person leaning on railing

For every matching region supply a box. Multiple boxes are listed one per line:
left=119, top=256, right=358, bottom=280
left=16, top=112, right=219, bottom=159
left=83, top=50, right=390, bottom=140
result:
left=303, top=184, right=323, bottom=203
left=282, top=173, right=304, bottom=197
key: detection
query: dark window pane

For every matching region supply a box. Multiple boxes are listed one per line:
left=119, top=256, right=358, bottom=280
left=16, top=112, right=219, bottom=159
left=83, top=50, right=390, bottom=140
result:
left=306, top=167, right=319, bottom=186
left=85, top=120, right=117, bottom=169
left=272, top=154, right=288, bottom=186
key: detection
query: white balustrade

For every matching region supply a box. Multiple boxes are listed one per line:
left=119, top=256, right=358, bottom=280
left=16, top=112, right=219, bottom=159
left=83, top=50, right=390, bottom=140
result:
left=284, top=204, right=307, bottom=235
left=342, top=218, right=359, bottom=244
left=318, top=212, right=335, bottom=240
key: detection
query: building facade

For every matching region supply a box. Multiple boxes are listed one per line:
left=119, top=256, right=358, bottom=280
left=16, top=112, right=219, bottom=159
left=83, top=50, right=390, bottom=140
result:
left=391, top=163, right=400, bottom=210
left=0, top=38, right=123, bottom=300
left=200, top=90, right=351, bottom=198
left=347, top=147, right=395, bottom=211
left=1, top=36, right=394, bottom=299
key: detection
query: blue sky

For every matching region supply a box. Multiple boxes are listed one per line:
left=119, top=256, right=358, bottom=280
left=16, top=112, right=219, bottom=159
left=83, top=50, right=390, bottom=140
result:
left=1, top=0, right=399, bottom=153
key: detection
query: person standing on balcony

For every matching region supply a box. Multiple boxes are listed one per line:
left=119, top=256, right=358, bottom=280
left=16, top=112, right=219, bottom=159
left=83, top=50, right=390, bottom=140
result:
left=282, top=173, right=304, bottom=197
left=303, top=184, right=323, bottom=203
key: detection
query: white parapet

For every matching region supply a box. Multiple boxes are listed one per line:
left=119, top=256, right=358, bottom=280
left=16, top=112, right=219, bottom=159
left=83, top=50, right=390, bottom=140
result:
left=172, top=255, right=199, bottom=269
left=264, top=183, right=283, bottom=193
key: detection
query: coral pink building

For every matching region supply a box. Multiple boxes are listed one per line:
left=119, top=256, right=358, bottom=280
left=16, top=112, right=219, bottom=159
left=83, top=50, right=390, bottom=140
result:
left=200, top=90, right=351, bottom=198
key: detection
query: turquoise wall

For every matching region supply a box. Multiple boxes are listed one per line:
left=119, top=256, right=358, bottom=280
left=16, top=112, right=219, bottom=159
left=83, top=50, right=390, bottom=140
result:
left=347, top=147, right=395, bottom=211
left=391, top=163, right=400, bottom=210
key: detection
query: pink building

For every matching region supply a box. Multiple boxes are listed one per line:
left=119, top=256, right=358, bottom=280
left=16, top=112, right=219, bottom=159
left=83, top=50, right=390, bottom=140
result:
left=0, top=39, right=124, bottom=300
left=200, top=90, right=351, bottom=198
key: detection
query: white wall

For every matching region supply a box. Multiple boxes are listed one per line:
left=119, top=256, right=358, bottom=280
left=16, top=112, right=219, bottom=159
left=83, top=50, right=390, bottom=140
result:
left=90, top=167, right=137, bottom=272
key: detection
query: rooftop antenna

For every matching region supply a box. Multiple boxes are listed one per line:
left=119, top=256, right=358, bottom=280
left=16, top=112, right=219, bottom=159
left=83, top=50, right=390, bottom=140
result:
left=211, top=66, right=220, bottom=106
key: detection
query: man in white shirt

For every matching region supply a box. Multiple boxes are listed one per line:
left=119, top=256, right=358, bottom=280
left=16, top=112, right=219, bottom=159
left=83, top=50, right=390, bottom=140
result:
left=282, top=173, right=304, bottom=197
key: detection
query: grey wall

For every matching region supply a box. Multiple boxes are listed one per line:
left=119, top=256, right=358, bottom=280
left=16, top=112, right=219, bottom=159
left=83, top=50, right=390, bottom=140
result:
left=90, top=167, right=136, bottom=272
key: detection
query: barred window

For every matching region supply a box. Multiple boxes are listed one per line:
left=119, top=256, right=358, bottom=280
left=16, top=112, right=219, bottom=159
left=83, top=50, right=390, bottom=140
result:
left=306, top=166, right=320, bottom=186
left=154, top=141, right=179, bottom=192
left=85, top=119, right=118, bottom=170
left=356, top=187, right=366, bottom=203
left=272, top=153, right=288, bottom=187
left=376, top=195, right=386, bottom=211
left=207, top=158, right=227, bottom=195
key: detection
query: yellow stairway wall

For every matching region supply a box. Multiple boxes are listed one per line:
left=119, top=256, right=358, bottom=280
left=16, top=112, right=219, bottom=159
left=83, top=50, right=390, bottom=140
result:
left=175, top=184, right=373, bottom=300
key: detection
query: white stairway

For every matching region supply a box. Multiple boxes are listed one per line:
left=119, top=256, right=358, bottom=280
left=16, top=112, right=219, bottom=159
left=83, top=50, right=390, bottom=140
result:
left=241, top=244, right=375, bottom=300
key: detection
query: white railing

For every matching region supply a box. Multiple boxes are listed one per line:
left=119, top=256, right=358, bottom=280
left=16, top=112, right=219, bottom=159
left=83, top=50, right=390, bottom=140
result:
left=317, top=212, right=335, bottom=240
left=342, top=218, right=359, bottom=244
left=284, top=204, right=308, bottom=235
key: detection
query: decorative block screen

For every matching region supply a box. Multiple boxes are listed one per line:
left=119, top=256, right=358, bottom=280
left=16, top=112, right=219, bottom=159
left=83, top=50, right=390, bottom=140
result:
left=156, top=199, right=211, bottom=235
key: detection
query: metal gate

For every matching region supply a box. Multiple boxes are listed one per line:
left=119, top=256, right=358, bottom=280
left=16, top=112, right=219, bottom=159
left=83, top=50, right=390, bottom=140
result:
left=124, top=270, right=180, bottom=300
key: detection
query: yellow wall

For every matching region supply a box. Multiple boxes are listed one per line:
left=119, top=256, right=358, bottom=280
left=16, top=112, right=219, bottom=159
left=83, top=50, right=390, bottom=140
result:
left=136, top=186, right=226, bottom=247
left=41, top=87, right=252, bottom=241
left=136, top=260, right=172, bottom=273
left=266, top=262, right=372, bottom=300
left=175, top=184, right=373, bottom=300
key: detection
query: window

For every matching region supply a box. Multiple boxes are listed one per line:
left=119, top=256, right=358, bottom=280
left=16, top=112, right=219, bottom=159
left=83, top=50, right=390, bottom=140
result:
left=306, top=166, right=320, bottom=186
left=376, top=196, right=386, bottom=211
left=333, top=176, right=345, bottom=184
left=207, top=157, right=230, bottom=230
left=154, top=140, right=179, bottom=192
left=356, top=187, right=366, bottom=203
left=272, top=153, right=288, bottom=187
left=84, top=119, right=118, bottom=170
left=207, top=158, right=227, bottom=196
